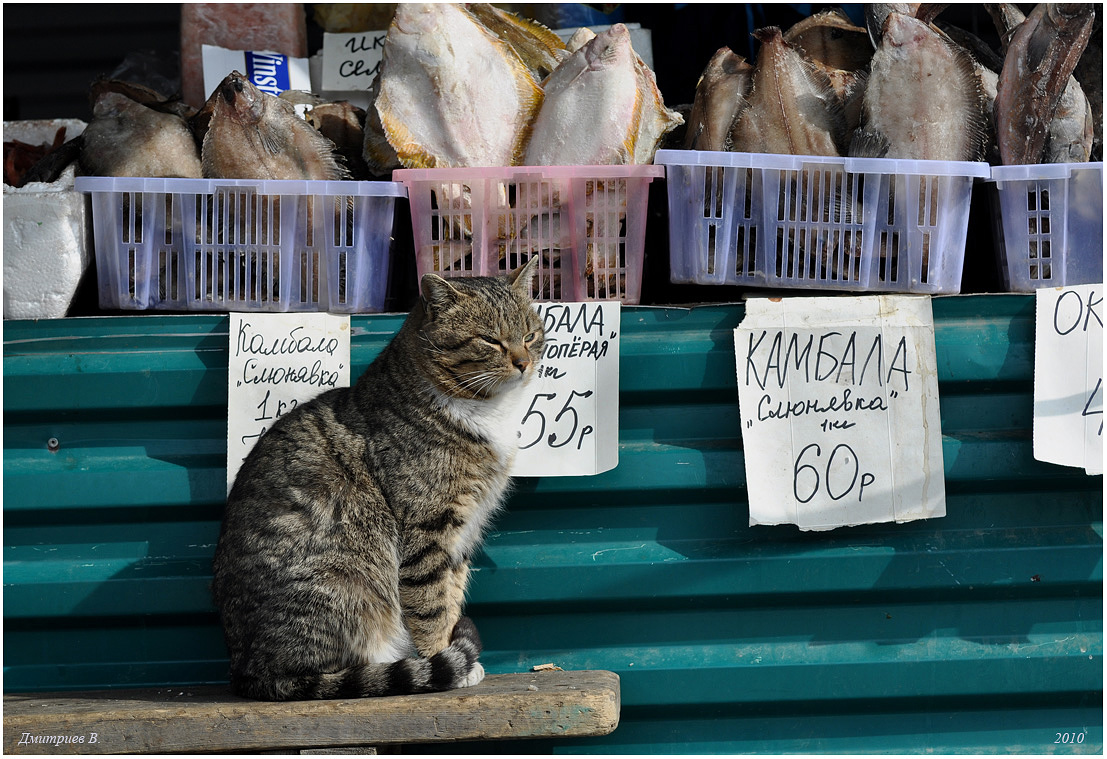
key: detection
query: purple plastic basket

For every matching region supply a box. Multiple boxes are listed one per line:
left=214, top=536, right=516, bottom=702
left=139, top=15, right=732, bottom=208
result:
left=75, top=176, right=406, bottom=313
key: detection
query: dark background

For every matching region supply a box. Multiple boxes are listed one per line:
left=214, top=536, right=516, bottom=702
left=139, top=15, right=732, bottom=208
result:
left=2, top=3, right=1010, bottom=122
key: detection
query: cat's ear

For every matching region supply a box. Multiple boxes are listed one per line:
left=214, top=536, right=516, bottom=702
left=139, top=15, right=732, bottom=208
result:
left=508, top=256, right=540, bottom=296
left=420, top=273, right=462, bottom=318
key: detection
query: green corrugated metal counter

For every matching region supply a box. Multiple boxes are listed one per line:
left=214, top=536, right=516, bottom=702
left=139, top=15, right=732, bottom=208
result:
left=3, top=296, right=1102, bottom=754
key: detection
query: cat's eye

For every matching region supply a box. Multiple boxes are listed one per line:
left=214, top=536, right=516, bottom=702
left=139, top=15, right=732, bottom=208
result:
left=479, top=336, right=507, bottom=353
left=524, top=332, right=537, bottom=344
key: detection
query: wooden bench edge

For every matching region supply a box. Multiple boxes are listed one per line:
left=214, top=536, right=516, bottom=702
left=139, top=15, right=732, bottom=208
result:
left=3, top=669, right=620, bottom=754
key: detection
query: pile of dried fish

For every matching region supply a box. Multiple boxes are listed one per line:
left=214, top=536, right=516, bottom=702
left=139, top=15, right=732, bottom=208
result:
left=201, top=71, right=348, bottom=181
left=366, top=3, right=682, bottom=170
left=63, top=72, right=361, bottom=304
left=368, top=3, right=681, bottom=301
left=685, top=3, right=1100, bottom=165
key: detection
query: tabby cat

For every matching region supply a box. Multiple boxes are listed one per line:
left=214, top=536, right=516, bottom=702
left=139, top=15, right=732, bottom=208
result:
left=212, top=258, right=544, bottom=701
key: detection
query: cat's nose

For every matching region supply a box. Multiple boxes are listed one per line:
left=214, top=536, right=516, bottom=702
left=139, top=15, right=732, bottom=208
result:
left=511, top=353, right=530, bottom=374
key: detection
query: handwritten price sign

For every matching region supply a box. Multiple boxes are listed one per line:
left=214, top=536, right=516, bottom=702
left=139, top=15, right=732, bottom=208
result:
left=1033, top=284, right=1103, bottom=475
left=512, top=302, right=620, bottom=477
left=226, top=313, right=351, bottom=493
left=321, top=31, right=387, bottom=91
left=734, top=296, right=945, bottom=531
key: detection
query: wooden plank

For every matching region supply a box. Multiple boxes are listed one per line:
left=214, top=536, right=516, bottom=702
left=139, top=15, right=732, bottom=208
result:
left=3, top=670, right=620, bottom=754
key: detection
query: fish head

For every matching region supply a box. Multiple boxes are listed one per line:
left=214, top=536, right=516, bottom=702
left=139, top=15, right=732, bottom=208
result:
left=214, top=71, right=266, bottom=126
left=881, top=12, right=931, bottom=53
left=389, top=3, right=448, bottom=36
left=91, top=91, right=141, bottom=120
left=584, top=23, right=633, bottom=71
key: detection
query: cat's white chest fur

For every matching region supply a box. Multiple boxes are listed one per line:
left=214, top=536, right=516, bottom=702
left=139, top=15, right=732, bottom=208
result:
left=436, top=381, right=528, bottom=559
left=438, top=382, right=526, bottom=468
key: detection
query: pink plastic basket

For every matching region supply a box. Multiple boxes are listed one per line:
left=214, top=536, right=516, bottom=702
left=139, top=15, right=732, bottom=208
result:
left=394, top=165, right=664, bottom=303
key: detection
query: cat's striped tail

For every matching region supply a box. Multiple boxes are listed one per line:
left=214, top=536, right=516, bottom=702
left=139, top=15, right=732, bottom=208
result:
left=234, top=617, right=484, bottom=701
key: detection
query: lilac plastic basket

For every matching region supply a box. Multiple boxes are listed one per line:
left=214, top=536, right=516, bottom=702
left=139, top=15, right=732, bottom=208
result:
left=987, top=162, right=1103, bottom=291
left=75, top=177, right=406, bottom=313
left=655, top=149, right=991, bottom=294
left=394, top=164, right=664, bottom=304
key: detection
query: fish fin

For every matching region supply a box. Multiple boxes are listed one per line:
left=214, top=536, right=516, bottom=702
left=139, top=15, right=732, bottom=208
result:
left=468, top=4, right=566, bottom=80
left=623, top=87, right=643, bottom=164
left=798, top=55, right=850, bottom=153
left=378, top=98, right=437, bottom=169
left=470, top=4, right=567, bottom=51
left=256, top=125, right=287, bottom=158
left=849, top=127, right=890, bottom=158
left=509, top=55, right=545, bottom=166
left=362, top=81, right=402, bottom=174
left=948, top=34, right=990, bottom=161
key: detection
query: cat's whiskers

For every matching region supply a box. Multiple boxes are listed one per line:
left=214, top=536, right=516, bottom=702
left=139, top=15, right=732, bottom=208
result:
left=451, top=367, right=507, bottom=399
left=418, top=333, right=450, bottom=358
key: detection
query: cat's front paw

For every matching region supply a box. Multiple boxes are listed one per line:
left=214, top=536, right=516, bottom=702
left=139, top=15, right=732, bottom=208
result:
left=458, top=661, right=485, bottom=688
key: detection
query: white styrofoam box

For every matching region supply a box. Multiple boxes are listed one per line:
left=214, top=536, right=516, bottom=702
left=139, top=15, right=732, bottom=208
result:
left=3, top=119, right=90, bottom=319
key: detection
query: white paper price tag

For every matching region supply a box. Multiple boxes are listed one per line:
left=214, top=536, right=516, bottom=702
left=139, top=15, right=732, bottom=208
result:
left=1033, top=284, right=1103, bottom=475
left=321, top=31, right=387, bottom=91
left=512, top=302, right=620, bottom=477
left=734, top=295, right=945, bottom=531
left=226, top=313, right=350, bottom=493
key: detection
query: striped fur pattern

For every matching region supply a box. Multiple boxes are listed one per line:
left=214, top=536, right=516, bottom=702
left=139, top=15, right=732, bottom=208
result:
left=212, top=259, right=544, bottom=701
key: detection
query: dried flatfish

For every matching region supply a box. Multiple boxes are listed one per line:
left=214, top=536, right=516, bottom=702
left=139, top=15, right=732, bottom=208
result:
left=201, top=71, right=349, bottom=303
left=989, top=3, right=1094, bottom=163
left=522, top=24, right=641, bottom=166
left=375, top=3, right=543, bottom=168
left=304, top=100, right=371, bottom=179
left=785, top=8, right=873, bottom=73
left=784, top=9, right=872, bottom=135
left=565, top=26, right=596, bottom=54
left=1073, top=20, right=1102, bottom=161
left=1044, top=75, right=1095, bottom=163
left=467, top=3, right=567, bottom=80
left=866, top=4, right=922, bottom=47
left=850, top=12, right=987, bottom=161
left=362, top=74, right=402, bottom=176
left=313, top=3, right=396, bottom=33
left=994, top=3, right=1096, bottom=165
left=531, top=23, right=677, bottom=164
left=684, top=47, right=753, bottom=152
left=201, top=71, right=347, bottom=180
left=730, top=27, right=845, bottom=157
left=81, top=92, right=203, bottom=178
left=631, top=39, right=685, bottom=165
